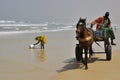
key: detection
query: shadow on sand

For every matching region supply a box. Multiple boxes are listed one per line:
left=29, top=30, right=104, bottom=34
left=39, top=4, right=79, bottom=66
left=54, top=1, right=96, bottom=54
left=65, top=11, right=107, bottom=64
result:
left=57, top=56, right=107, bottom=72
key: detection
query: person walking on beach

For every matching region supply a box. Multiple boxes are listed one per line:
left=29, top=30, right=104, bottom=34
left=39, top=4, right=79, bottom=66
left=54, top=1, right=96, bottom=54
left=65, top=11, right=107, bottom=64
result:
left=90, top=12, right=116, bottom=45
left=34, top=35, right=47, bottom=49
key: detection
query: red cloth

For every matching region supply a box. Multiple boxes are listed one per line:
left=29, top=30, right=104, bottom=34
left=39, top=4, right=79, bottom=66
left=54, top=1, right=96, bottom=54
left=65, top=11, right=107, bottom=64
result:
left=91, top=16, right=111, bottom=30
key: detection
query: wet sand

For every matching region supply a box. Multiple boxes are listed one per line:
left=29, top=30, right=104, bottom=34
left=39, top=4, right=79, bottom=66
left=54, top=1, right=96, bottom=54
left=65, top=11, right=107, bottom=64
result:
left=0, top=30, right=76, bottom=80
left=56, top=29, right=120, bottom=80
left=0, top=29, right=119, bottom=80
left=56, top=50, right=120, bottom=80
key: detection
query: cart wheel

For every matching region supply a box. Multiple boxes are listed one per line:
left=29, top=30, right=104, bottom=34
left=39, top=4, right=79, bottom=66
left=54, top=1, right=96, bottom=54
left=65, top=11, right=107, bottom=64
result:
left=106, top=45, right=112, bottom=60
left=75, top=44, right=81, bottom=61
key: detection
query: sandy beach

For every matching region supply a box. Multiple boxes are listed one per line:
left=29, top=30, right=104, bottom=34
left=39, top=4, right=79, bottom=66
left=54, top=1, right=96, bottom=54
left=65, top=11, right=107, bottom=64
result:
left=0, top=29, right=120, bottom=80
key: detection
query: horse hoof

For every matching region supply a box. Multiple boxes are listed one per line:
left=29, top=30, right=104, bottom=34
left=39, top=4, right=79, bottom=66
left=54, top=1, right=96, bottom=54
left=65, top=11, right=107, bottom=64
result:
left=85, top=67, right=88, bottom=70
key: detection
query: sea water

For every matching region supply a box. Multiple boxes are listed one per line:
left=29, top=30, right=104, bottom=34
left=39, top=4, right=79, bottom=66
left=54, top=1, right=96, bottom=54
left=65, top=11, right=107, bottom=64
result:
left=0, top=21, right=119, bottom=35
left=0, top=22, right=76, bottom=34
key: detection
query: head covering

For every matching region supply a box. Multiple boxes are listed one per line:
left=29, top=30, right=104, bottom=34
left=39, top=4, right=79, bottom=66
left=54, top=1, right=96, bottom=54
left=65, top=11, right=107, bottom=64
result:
left=35, top=36, right=42, bottom=40
left=105, top=12, right=110, bottom=17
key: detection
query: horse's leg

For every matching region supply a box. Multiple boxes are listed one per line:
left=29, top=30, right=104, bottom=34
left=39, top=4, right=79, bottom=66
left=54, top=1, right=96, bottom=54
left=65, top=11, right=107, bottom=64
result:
left=89, top=45, right=93, bottom=59
left=84, top=47, right=88, bottom=70
left=80, top=47, right=83, bottom=62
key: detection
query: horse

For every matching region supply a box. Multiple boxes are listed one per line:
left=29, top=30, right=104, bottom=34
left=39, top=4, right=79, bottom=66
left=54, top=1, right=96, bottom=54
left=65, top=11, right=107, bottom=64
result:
left=76, top=18, right=94, bottom=69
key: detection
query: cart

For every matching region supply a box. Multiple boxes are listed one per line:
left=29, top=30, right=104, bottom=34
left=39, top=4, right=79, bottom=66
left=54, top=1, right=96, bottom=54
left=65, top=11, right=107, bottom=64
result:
left=75, top=29, right=112, bottom=61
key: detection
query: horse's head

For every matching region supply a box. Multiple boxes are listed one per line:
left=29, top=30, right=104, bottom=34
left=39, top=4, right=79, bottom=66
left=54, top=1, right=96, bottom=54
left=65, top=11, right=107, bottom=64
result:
left=76, top=17, right=86, bottom=33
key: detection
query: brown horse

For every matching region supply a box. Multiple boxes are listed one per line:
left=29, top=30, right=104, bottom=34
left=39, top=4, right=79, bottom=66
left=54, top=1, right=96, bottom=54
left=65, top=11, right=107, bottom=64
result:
left=76, top=18, right=94, bottom=69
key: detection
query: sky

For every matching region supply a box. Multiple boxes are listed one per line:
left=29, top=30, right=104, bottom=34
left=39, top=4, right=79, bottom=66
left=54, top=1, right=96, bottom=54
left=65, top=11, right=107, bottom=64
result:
left=0, top=0, right=119, bottom=25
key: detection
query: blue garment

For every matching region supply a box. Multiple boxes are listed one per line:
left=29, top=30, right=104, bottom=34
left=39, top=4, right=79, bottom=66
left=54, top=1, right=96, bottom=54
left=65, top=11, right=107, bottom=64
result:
left=94, top=30, right=103, bottom=37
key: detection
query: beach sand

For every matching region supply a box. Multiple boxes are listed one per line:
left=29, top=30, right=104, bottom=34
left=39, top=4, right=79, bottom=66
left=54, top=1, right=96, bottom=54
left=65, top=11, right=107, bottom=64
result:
left=0, top=29, right=120, bottom=80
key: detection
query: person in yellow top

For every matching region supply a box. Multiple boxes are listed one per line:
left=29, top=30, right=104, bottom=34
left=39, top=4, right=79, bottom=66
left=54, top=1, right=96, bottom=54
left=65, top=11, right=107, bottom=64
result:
left=34, top=35, right=47, bottom=49
left=90, top=12, right=116, bottom=45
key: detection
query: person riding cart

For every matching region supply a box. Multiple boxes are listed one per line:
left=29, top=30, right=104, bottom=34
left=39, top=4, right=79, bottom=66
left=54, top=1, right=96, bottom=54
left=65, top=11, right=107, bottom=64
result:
left=90, top=12, right=116, bottom=45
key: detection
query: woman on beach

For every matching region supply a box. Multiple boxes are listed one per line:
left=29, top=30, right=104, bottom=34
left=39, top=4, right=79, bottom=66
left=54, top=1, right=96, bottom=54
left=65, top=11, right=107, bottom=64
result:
left=90, top=12, right=116, bottom=45
left=34, top=35, right=46, bottom=49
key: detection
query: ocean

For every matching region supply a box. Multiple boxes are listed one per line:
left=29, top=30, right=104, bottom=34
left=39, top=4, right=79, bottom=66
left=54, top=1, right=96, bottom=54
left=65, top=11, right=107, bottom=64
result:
left=0, top=22, right=76, bottom=34
left=0, top=21, right=119, bottom=35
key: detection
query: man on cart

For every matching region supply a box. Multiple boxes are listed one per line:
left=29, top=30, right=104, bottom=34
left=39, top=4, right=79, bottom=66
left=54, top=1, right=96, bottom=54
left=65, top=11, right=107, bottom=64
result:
left=90, top=12, right=116, bottom=45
